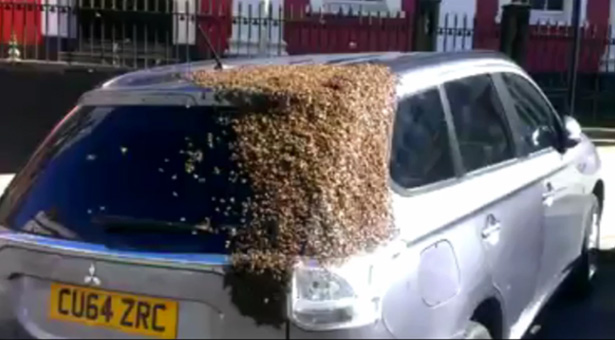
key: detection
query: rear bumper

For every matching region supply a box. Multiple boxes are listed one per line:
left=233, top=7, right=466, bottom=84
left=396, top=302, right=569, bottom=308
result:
left=0, top=279, right=459, bottom=340
left=0, top=281, right=32, bottom=339
left=0, top=304, right=398, bottom=340
left=0, top=320, right=398, bottom=340
left=0, top=280, right=463, bottom=340
left=0, top=233, right=465, bottom=339
left=0, top=320, right=32, bottom=339
left=0, top=233, right=289, bottom=339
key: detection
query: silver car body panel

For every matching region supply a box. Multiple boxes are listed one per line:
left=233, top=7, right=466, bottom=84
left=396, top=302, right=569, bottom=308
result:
left=0, top=51, right=603, bottom=339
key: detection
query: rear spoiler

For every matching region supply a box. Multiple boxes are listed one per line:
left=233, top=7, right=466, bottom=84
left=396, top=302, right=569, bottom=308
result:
left=78, top=88, right=235, bottom=107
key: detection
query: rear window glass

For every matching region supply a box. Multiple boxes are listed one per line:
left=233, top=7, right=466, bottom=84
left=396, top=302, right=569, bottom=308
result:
left=0, top=105, right=253, bottom=254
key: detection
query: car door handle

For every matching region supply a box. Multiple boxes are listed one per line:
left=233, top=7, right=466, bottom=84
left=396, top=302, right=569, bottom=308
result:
left=542, top=181, right=556, bottom=207
left=482, top=215, right=502, bottom=239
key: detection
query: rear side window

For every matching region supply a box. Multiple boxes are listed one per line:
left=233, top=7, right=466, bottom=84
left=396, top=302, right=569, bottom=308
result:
left=390, top=88, right=455, bottom=189
left=444, top=74, right=515, bottom=172
left=500, top=73, right=562, bottom=154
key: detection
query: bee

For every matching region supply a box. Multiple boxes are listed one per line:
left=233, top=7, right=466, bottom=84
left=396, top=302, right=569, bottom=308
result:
left=191, top=64, right=396, bottom=278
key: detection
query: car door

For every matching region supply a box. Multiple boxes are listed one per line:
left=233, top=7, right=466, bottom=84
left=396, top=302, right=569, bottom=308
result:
left=442, top=74, right=543, bottom=324
left=496, top=72, right=587, bottom=294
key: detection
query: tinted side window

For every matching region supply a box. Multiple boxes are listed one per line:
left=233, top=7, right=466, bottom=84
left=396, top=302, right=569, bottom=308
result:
left=445, top=74, right=515, bottom=172
left=390, top=88, right=455, bottom=189
left=501, top=73, right=562, bottom=154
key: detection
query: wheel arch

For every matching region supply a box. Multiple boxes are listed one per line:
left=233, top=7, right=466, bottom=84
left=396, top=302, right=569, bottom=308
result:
left=471, top=297, right=504, bottom=339
left=592, top=179, right=604, bottom=217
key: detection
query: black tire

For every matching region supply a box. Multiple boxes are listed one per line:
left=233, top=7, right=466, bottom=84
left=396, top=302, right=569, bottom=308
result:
left=566, top=195, right=601, bottom=298
left=464, top=321, right=493, bottom=340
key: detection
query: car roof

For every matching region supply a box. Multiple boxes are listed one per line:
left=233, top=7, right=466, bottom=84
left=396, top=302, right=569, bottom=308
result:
left=100, top=50, right=512, bottom=88
left=78, top=51, right=521, bottom=106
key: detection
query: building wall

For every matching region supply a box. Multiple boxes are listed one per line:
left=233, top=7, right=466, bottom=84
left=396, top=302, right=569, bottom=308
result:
left=437, top=0, right=477, bottom=51
left=587, top=0, right=611, bottom=26
left=1, top=0, right=613, bottom=66
left=438, top=0, right=612, bottom=26
left=441, top=0, right=476, bottom=16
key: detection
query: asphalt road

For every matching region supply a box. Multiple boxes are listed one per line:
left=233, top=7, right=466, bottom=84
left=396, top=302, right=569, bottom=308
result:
left=528, top=252, right=615, bottom=339
left=525, top=143, right=615, bottom=339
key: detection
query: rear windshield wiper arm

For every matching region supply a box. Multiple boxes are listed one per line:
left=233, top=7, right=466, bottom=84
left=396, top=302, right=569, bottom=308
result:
left=93, top=215, right=216, bottom=234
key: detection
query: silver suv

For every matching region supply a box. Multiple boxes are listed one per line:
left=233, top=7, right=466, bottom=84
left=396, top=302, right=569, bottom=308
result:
left=0, top=51, right=604, bottom=339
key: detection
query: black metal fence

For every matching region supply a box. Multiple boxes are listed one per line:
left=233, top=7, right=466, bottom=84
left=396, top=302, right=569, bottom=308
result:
left=3, top=0, right=615, bottom=124
left=436, top=13, right=479, bottom=52
left=0, top=0, right=416, bottom=68
left=0, top=0, right=226, bottom=68
left=0, top=0, right=606, bottom=71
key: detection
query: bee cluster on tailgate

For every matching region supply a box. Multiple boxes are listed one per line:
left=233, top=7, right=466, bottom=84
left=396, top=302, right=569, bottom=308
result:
left=191, top=64, right=397, bottom=278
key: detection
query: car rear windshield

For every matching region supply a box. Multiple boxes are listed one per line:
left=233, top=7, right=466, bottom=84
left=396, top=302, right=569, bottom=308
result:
left=0, top=105, right=255, bottom=254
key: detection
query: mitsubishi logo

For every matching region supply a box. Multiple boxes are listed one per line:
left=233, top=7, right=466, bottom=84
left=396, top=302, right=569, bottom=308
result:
left=84, top=264, right=102, bottom=287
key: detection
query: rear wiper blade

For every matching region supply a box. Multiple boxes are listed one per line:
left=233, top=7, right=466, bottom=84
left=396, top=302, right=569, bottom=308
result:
left=93, top=215, right=217, bottom=234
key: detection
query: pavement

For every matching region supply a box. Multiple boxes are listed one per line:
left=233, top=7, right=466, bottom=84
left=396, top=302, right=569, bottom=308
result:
left=528, top=254, right=615, bottom=339
left=587, top=128, right=615, bottom=249
left=596, top=146, right=615, bottom=249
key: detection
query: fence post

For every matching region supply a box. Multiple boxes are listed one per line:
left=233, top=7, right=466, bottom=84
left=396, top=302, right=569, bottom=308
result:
left=567, top=0, right=582, bottom=117
left=258, top=0, right=271, bottom=57
left=412, top=0, right=441, bottom=51
left=499, top=1, right=530, bottom=66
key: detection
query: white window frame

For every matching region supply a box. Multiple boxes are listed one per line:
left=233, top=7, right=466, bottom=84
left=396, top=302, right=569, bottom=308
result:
left=530, top=0, right=564, bottom=12
left=529, top=0, right=576, bottom=25
left=309, top=0, right=400, bottom=15
left=496, top=0, right=587, bottom=26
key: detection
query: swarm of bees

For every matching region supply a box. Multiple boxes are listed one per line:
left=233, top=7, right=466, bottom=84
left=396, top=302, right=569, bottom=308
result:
left=191, top=64, right=397, bottom=279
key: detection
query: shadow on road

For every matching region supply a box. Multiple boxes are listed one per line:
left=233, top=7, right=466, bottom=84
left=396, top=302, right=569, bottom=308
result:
left=527, top=251, right=615, bottom=339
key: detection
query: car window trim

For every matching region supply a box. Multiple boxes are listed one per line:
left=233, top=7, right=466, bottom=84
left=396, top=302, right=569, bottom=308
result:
left=389, top=175, right=460, bottom=197
left=487, top=73, right=521, bottom=162
left=389, top=86, right=463, bottom=197
left=491, top=72, right=530, bottom=159
left=438, top=85, right=464, bottom=177
left=391, top=62, right=559, bottom=197
left=440, top=72, right=520, bottom=176
left=390, top=62, right=570, bottom=201
left=401, top=152, right=566, bottom=249
left=491, top=71, right=567, bottom=156
left=391, top=72, right=525, bottom=196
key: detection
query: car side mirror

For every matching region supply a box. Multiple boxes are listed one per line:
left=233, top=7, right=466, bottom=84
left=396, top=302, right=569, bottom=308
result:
left=563, top=115, right=583, bottom=148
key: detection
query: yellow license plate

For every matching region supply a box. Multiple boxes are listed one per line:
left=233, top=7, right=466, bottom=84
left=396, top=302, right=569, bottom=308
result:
left=49, top=283, right=178, bottom=339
